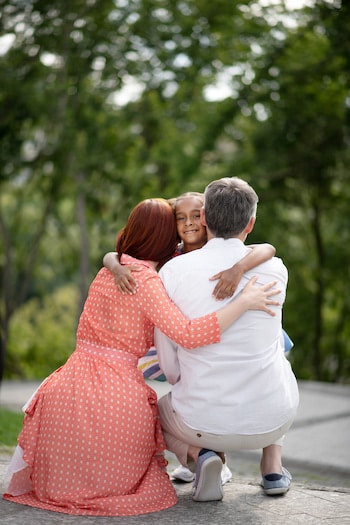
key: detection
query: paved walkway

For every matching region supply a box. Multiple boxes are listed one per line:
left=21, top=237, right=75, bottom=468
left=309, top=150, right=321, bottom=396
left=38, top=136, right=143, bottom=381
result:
left=0, top=379, right=350, bottom=524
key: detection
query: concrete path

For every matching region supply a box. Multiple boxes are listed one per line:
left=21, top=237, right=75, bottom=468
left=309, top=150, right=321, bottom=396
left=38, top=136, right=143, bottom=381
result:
left=1, top=379, right=350, bottom=524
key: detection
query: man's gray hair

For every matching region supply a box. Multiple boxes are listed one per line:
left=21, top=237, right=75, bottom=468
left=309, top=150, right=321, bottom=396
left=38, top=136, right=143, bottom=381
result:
left=203, top=177, right=258, bottom=238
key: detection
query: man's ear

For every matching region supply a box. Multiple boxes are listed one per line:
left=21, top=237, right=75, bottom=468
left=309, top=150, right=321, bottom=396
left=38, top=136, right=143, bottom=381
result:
left=245, top=216, right=256, bottom=234
left=200, top=207, right=207, bottom=227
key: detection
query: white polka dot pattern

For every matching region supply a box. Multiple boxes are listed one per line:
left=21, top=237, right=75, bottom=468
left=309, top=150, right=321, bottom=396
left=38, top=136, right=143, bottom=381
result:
left=3, top=256, right=220, bottom=516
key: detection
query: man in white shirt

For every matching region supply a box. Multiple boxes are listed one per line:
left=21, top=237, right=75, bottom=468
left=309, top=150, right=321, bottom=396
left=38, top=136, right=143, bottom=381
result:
left=155, top=177, right=299, bottom=502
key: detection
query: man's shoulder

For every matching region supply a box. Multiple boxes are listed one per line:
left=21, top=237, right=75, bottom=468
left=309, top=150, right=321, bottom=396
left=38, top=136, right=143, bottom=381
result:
left=159, top=250, right=205, bottom=287
left=249, top=256, right=288, bottom=281
left=267, top=255, right=287, bottom=269
left=163, top=249, right=202, bottom=270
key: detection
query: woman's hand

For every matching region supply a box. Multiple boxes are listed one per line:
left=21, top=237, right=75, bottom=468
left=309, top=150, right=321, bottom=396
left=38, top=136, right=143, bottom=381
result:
left=240, top=276, right=281, bottom=316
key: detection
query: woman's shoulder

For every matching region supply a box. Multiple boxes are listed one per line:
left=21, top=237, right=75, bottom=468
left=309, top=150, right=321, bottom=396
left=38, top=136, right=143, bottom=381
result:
left=120, top=254, right=154, bottom=269
left=120, top=254, right=158, bottom=282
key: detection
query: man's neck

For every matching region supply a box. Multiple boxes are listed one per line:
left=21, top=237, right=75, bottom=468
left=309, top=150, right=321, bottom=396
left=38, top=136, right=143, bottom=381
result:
left=206, top=230, right=245, bottom=242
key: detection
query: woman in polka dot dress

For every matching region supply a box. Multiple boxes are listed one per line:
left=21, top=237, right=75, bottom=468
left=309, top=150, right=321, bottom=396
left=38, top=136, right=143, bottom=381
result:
left=4, top=198, right=279, bottom=516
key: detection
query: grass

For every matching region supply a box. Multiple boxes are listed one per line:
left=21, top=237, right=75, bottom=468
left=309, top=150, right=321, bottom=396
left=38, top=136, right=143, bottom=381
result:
left=0, top=407, right=23, bottom=448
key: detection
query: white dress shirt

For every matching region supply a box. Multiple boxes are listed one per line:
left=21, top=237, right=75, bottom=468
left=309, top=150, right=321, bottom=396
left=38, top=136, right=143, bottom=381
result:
left=155, top=238, right=299, bottom=435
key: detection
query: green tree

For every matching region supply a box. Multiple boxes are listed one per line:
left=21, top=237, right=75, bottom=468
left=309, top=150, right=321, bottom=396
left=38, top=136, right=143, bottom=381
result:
left=232, top=1, right=350, bottom=380
left=1, top=0, right=349, bottom=383
left=0, top=0, right=132, bottom=381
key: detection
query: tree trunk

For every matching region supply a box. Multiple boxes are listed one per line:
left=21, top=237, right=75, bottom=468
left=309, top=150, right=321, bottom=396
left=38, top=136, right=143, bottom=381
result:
left=311, top=201, right=325, bottom=380
left=76, top=172, right=90, bottom=318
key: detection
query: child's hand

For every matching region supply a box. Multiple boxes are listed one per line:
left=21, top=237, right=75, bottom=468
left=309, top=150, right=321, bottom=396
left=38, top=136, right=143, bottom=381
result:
left=241, top=276, right=281, bottom=316
left=210, top=266, right=243, bottom=300
left=114, top=265, right=141, bottom=294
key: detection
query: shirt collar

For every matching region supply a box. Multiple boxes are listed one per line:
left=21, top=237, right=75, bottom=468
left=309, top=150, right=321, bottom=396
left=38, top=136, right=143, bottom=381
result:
left=203, top=237, right=244, bottom=250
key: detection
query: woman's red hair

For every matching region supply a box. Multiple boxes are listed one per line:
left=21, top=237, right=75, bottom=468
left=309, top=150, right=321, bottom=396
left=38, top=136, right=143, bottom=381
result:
left=116, top=198, right=177, bottom=268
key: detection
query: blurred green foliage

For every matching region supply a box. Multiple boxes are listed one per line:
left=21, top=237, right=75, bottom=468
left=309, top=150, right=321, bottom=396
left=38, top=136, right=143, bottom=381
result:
left=0, top=408, right=23, bottom=447
left=1, top=0, right=349, bottom=382
left=7, top=285, right=78, bottom=378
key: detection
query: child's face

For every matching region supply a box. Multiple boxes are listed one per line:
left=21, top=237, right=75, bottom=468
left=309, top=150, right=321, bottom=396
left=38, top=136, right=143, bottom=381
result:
left=175, top=197, right=207, bottom=252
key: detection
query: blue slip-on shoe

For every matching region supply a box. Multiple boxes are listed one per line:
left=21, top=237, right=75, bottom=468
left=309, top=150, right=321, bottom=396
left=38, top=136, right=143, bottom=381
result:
left=261, top=467, right=292, bottom=496
left=192, top=450, right=223, bottom=502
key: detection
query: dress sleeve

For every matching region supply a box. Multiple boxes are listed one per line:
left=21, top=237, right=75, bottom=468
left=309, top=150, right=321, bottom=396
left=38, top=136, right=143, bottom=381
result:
left=138, top=272, right=220, bottom=349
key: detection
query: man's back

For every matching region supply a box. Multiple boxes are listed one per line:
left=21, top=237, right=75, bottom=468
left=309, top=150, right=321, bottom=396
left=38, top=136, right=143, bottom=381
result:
left=156, top=237, right=298, bottom=435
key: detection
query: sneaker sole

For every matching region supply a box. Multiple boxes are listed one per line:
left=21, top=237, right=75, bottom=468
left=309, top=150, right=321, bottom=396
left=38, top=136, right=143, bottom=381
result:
left=172, top=473, right=195, bottom=482
left=192, top=455, right=224, bottom=502
left=264, top=486, right=290, bottom=496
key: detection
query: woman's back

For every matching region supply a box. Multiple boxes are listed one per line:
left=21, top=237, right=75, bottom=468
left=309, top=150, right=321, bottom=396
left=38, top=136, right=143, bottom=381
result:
left=77, top=264, right=155, bottom=357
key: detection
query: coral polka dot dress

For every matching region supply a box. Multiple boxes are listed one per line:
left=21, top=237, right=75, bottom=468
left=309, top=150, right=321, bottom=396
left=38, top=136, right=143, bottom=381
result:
left=3, top=256, right=220, bottom=516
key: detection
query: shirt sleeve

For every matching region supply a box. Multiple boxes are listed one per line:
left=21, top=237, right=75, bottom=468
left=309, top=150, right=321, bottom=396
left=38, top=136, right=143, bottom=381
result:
left=138, top=271, right=220, bottom=349
left=154, top=327, right=180, bottom=385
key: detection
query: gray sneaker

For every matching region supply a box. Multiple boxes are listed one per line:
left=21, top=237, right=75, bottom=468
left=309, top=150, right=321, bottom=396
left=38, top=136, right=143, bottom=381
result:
left=192, top=450, right=223, bottom=502
left=261, top=467, right=292, bottom=496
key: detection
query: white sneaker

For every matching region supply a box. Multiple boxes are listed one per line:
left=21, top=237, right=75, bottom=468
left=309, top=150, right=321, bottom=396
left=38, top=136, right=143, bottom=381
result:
left=171, top=463, right=232, bottom=485
left=221, top=463, right=233, bottom=485
left=171, top=464, right=195, bottom=482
